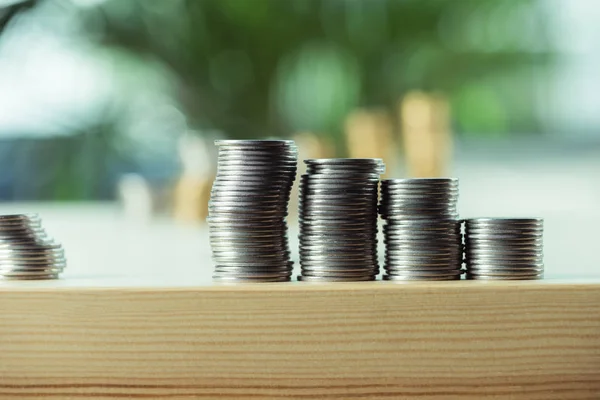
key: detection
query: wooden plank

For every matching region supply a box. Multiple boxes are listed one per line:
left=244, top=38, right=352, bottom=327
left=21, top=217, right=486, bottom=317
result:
left=1, top=281, right=599, bottom=399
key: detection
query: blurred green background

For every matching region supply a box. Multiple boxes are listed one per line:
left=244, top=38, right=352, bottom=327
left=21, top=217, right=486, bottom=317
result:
left=0, top=0, right=597, bottom=201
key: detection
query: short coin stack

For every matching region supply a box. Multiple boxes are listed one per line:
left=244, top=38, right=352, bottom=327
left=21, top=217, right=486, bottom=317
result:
left=0, top=214, right=66, bottom=280
left=208, top=140, right=297, bottom=282
left=464, top=218, right=544, bottom=280
left=379, top=178, right=462, bottom=280
left=298, top=159, right=384, bottom=282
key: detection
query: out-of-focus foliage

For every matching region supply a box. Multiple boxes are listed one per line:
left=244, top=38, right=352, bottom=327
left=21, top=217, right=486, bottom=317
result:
left=84, top=0, right=552, bottom=138
left=0, top=0, right=554, bottom=200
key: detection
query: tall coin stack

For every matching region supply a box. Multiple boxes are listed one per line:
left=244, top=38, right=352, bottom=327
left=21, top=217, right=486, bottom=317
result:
left=298, top=159, right=384, bottom=282
left=464, top=218, right=544, bottom=280
left=0, top=214, right=66, bottom=280
left=208, top=140, right=297, bottom=282
left=379, top=178, right=462, bottom=280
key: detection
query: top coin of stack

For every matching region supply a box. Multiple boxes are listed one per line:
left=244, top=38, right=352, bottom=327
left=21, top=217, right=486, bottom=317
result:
left=464, top=218, right=544, bottom=280
left=0, top=214, right=67, bottom=280
left=208, top=140, right=298, bottom=282
left=379, top=178, right=462, bottom=280
left=298, top=158, right=385, bottom=282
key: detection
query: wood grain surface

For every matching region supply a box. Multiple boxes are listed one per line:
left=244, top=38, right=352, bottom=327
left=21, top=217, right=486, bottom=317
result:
left=1, top=281, right=599, bottom=399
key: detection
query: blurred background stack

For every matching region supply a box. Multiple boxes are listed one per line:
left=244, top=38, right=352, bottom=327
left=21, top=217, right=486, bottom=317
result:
left=0, top=0, right=599, bottom=279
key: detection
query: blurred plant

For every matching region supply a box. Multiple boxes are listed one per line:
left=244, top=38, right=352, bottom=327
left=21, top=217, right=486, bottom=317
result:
left=0, top=0, right=36, bottom=33
left=82, top=0, right=553, bottom=142
left=0, top=0, right=555, bottom=200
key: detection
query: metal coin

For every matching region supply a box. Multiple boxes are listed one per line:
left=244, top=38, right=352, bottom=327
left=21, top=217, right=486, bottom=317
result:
left=298, top=275, right=375, bottom=282
left=384, top=275, right=462, bottom=281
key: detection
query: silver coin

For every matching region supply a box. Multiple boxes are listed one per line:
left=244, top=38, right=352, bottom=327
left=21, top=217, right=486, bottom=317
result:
left=216, top=139, right=295, bottom=146
left=213, top=261, right=292, bottom=269
left=300, top=205, right=378, bottom=213
left=384, top=276, right=462, bottom=282
left=305, top=162, right=382, bottom=170
left=300, top=251, right=377, bottom=259
left=300, top=177, right=379, bottom=184
left=214, top=271, right=293, bottom=279
left=383, top=236, right=460, bottom=244
left=210, top=192, right=287, bottom=200
left=0, top=253, right=66, bottom=262
left=382, top=178, right=457, bottom=185
left=465, top=230, right=543, bottom=238
left=381, top=190, right=458, bottom=197
left=208, top=206, right=288, bottom=215
left=216, top=157, right=297, bottom=164
left=386, top=252, right=461, bottom=260
left=0, top=241, right=61, bottom=249
left=208, top=223, right=288, bottom=231
left=383, top=214, right=459, bottom=221
left=215, top=260, right=293, bottom=267
left=305, top=158, right=383, bottom=165
left=0, top=274, right=59, bottom=280
left=300, top=217, right=378, bottom=224
left=216, top=168, right=297, bottom=176
left=209, top=200, right=289, bottom=208
left=385, top=267, right=462, bottom=275
left=213, top=276, right=291, bottom=283
left=0, top=266, right=65, bottom=274
left=386, top=257, right=462, bottom=265
left=301, top=272, right=376, bottom=279
left=381, top=205, right=458, bottom=213
left=300, top=234, right=377, bottom=241
left=217, top=151, right=297, bottom=158
left=300, top=260, right=378, bottom=268
left=300, top=228, right=378, bottom=235
left=211, top=246, right=288, bottom=254
left=465, top=242, right=542, bottom=249
left=209, top=233, right=287, bottom=242
left=300, top=261, right=378, bottom=268
left=386, top=266, right=462, bottom=273
left=213, top=267, right=292, bottom=276
left=384, top=218, right=459, bottom=226
left=299, top=244, right=377, bottom=252
left=465, top=217, right=542, bottom=224
left=212, top=252, right=290, bottom=261
left=210, top=236, right=288, bottom=244
left=468, top=275, right=544, bottom=280
left=300, top=197, right=377, bottom=204
left=465, top=252, right=542, bottom=261
left=467, top=265, right=543, bottom=273
left=298, top=275, right=375, bottom=282
left=0, top=262, right=66, bottom=269
left=208, top=213, right=288, bottom=220
left=0, top=220, right=44, bottom=229
left=213, top=174, right=293, bottom=181
left=0, top=214, right=40, bottom=222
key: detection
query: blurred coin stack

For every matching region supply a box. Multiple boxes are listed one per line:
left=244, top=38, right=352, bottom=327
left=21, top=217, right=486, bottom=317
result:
left=379, top=178, right=462, bottom=280
left=208, top=140, right=297, bottom=282
left=298, top=159, right=384, bottom=281
left=0, top=214, right=66, bottom=280
left=464, top=218, right=544, bottom=280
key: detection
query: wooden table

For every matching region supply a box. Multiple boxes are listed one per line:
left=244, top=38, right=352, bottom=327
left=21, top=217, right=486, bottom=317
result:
left=1, top=274, right=599, bottom=399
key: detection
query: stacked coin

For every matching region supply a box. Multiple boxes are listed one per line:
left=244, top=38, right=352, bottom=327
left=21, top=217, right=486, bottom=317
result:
left=298, top=158, right=384, bottom=282
left=208, top=140, right=297, bottom=282
left=464, top=218, right=544, bottom=280
left=0, top=214, right=66, bottom=280
left=379, top=178, right=462, bottom=280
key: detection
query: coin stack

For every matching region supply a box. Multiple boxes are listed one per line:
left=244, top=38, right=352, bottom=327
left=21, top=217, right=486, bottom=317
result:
left=208, top=140, right=297, bottom=282
left=464, top=218, right=544, bottom=280
left=0, top=214, right=66, bottom=280
left=379, top=178, right=462, bottom=281
left=298, top=158, right=384, bottom=282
